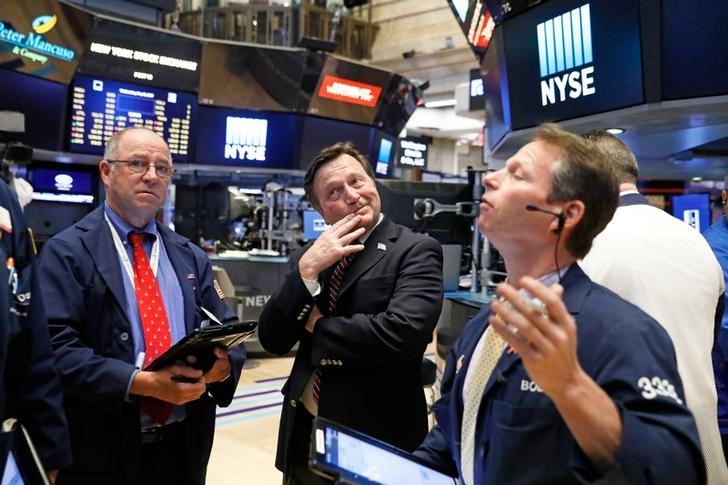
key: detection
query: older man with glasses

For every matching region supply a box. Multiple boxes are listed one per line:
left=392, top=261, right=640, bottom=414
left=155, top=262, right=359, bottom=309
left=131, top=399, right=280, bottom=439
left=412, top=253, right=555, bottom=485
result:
left=37, top=127, right=246, bottom=485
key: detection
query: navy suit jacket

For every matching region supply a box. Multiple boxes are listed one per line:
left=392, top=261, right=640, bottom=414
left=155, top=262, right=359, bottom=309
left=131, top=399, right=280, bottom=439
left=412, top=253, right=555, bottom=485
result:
left=37, top=206, right=245, bottom=484
left=0, top=180, right=70, bottom=474
left=259, top=218, right=444, bottom=471
left=416, top=265, right=705, bottom=484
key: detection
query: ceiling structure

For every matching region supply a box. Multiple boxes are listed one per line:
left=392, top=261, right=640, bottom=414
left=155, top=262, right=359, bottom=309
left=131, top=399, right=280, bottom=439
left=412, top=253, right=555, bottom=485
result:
left=365, top=0, right=484, bottom=142
left=487, top=95, right=728, bottom=179
left=364, top=0, right=728, bottom=180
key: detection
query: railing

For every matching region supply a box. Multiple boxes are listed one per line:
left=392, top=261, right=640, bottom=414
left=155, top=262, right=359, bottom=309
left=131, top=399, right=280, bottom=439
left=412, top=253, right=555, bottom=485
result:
left=167, top=2, right=378, bottom=60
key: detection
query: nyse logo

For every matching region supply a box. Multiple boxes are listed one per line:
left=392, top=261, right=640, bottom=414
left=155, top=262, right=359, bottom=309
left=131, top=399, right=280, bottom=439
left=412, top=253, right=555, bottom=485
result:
left=225, top=117, right=267, bottom=161
left=537, top=4, right=595, bottom=106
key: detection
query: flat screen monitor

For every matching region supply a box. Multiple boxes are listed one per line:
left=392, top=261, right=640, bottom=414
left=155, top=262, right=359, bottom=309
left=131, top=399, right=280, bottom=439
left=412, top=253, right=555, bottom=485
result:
left=661, top=0, right=728, bottom=100
left=671, top=193, right=710, bottom=233
left=198, top=42, right=306, bottom=111
left=79, top=17, right=202, bottom=92
left=482, top=24, right=510, bottom=151
left=0, top=68, right=67, bottom=150
left=303, top=209, right=329, bottom=240
left=26, top=165, right=95, bottom=204
left=0, top=0, right=93, bottom=84
left=373, top=136, right=394, bottom=177
left=307, top=55, right=391, bottom=125
left=194, top=106, right=301, bottom=169
left=502, top=0, right=644, bottom=130
left=446, top=0, right=495, bottom=62
left=396, top=136, right=429, bottom=169
left=373, top=74, right=423, bottom=137
left=298, top=116, right=374, bottom=171
left=469, top=68, right=485, bottom=111
left=68, top=74, right=195, bottom=162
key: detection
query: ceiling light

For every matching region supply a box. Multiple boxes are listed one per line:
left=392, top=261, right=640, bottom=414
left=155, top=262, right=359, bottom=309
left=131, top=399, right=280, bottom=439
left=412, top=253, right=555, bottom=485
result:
left=424, top=99, right=456, bottom=109
left=606, top=127, right=625, bottom=135
left=691, top=177, right=703, bottom=182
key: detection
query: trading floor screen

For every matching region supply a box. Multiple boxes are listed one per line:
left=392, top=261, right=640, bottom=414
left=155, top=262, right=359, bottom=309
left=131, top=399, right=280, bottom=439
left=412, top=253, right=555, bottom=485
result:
left=68, top=74, right=195, bottom=162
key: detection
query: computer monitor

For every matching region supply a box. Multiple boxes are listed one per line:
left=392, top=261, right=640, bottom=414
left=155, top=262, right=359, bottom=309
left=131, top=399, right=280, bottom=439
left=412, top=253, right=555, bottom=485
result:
left=195, top=106, right=300, bottom=169
left=671, top=193, right=710, bottom=233
left=68, top=74, right=196, bottom=162
left=302, top=209, right=329, bottom=240
left=28, top=166, right=95, bottom=204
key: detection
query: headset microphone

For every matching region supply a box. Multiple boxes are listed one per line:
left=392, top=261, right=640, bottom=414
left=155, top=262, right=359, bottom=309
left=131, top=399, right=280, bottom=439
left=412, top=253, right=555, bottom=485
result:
left=525, top=205, right=566, bottom=235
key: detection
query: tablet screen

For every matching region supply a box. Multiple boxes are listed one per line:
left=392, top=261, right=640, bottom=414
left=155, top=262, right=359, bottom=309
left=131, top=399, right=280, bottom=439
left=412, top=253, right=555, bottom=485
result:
left=2, top=452, right=25, bottom=485
left=311, top=420, right=455, bottom=484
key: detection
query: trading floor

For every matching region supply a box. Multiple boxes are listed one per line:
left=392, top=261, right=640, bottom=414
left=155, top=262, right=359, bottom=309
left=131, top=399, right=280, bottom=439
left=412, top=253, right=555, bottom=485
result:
left=208, top=355, right=291, bottom=484
left=208, top=344, right=439, bottom=484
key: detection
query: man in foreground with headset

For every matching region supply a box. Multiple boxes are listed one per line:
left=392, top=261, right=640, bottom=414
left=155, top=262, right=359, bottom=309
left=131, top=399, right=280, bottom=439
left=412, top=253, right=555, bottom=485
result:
left=415, top=124, right=704, bottom=484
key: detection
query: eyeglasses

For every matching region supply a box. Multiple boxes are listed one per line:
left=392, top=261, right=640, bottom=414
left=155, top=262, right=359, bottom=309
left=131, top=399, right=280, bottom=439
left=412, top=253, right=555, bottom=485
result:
left=107, top=159, right=175, bottom=179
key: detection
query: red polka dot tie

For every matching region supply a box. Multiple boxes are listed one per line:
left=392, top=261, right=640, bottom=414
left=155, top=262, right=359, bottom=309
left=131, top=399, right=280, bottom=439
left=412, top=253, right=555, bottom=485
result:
left=129, top=232, right=173, bottom=425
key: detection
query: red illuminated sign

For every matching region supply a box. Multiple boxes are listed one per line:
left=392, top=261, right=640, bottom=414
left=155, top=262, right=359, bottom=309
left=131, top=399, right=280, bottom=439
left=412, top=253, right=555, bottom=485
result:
left=468, top=9, right=495, bottom=49
left=317, top=75, right=382, bottom=108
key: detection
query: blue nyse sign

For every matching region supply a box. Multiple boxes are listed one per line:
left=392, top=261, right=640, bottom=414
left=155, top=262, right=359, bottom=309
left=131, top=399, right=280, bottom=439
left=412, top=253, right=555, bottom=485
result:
left=503, top=0, right=643, bottom=130
left=537, top=4, right=595, bottom=106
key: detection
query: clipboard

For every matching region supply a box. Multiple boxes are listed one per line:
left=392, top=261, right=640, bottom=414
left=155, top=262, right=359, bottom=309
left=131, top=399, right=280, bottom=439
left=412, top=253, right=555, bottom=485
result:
left=1, top=418, right=50, bottom=485
left=145, top=319, right=257, bottom=373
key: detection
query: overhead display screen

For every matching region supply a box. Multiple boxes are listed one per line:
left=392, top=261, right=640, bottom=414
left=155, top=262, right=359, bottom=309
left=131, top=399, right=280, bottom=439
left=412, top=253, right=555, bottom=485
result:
left=0, top=0, right=93, bottom=84
left=308, top=55, right=391, bottom=125
left=447, top=0, right=495, bottom=62
left=482, top=24, right=511, bottom=151
left=396, top=136, right=429, bottom=169
left=469, top=68, right=485, bottom=111
left=78, top=17, right=201, bottom=92
left=298, top=116, right=374, bottom=171
left=373, top=74, right=423, bottom=138
left=373, top=134, right=395, bottom=178
left=68, top=74, right=195, bottom=162
left=502, top=0, right=643, bottom=130
left=195, top=106, right=301, bottom=169
left=198, top=42, right=306, bottom=111
left=0, top=68, right=67, bottom=150
left=661, top=0, right=728, bottom=100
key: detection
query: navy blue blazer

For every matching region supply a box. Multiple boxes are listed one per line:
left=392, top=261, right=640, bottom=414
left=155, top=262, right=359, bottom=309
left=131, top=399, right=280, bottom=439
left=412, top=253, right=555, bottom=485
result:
left=416, top=265, right=705, bottom=484
left=37, top=206, right=245, bottom=484
left=0, top=180, right=70, bottom=473
left=259, top=218, right=444, bottom=472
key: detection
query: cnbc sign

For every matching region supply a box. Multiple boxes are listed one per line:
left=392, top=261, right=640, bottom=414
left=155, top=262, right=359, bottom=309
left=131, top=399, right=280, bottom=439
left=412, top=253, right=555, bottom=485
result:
left=537, top=4, right=594, bottom=106
left=0, top=14, right=76, bottom=65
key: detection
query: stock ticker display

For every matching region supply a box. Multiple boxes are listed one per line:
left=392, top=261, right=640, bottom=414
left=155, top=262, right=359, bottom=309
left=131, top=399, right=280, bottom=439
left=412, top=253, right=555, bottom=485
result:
left=68, top=74, right=195, bottom=162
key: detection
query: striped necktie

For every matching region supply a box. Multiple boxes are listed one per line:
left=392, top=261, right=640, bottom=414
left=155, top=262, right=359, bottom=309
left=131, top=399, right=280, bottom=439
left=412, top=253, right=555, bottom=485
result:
left=327, top=253, right=355, bottom=314
left=312, top=253, right=356, bottom=406
left=129, top=232, right=173, bottom=425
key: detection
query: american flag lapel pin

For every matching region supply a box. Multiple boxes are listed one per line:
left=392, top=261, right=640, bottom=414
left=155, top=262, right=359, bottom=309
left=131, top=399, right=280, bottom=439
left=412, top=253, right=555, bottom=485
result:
left=186, top=273, right=195, bottom=279
left=377, top=242, right=386, bottom=251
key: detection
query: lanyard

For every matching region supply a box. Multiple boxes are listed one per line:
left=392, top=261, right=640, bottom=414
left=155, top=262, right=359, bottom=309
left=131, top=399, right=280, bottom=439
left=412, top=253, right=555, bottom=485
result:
left=104, top=213, right=160, bottom=290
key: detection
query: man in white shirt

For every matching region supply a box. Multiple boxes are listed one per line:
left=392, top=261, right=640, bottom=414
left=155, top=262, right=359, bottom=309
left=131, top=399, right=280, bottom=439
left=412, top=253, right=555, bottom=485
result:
left=580, top=129, right=727, bottom=484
